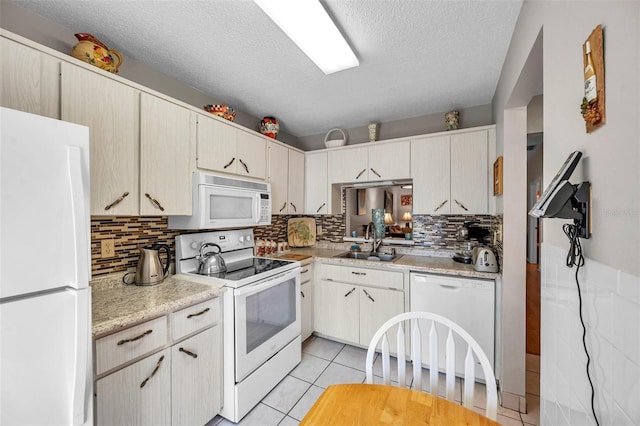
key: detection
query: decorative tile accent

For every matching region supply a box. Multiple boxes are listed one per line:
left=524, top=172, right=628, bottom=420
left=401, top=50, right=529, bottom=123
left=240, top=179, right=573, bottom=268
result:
left=253, top=214, right=346, bottom=244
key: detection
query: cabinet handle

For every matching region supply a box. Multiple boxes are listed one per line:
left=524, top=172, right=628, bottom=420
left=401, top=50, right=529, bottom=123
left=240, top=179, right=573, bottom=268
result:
left=145, top=193, right=165, bottom=212
left=363, top=289, right=375, bottom=302
left=316, top=203, right=326, bottom=213
left=290, top=202, right=297, bottom=212
left=344, top=287, right=357, bottom=297
left=355, top=169, right=366, bottom=179
left=187, top=307, right=210, bottom=319
left=370, top=168, right=381, bottom=178
left=351, top=271, right=367, bottom=276
left=301, top=269, right=309, bottom=274
left=104, top=191, right=129, bottom=210
left=224, top=157, right=236, bottom=169
left=239, top=158, right=249, bottom=174
left=300, top=290, right=305, bottom=298
left=117, top=329, right=152, bottom=346
left=434, top=199, right=448, bottom=212
left=454, top=199, right=468, bottom=211
left=179, top=347, right=198, bottom=359
left=279, top=202, right=287, bottom=212
left=140, top=355, right=165, bottom=388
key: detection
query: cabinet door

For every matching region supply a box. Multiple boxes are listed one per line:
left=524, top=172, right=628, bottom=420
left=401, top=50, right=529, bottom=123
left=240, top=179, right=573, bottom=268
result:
left=172, top=326, right=222, bottom=426
left=359, top=287, right=405, bottom=349
left=1, top=37, right=60, bottom=119
left=450, top=131, right=488, bottom=214
left=268, top=142, right=289, bottom=214
left=236, top=130, right=267, bottom=180
left=61, top=63, right=140, bottom=215
left=368, top=141, right=411, bottom=180
left=197, top=114, right=238, bottom=173
left=140, top=93, right=195, bottom=215
left=300, top=280, right=313, bottom=341
left=304, top=152, right=328, bottom=214
left=313, top=280, right=359, bottom=344
left=288, top=149, right=305, bottom=214
left=411, top=135, right=451, bottom=214
left=328, top=146, right=369, bottom=183
left=96, top=349, right=171, bottom=426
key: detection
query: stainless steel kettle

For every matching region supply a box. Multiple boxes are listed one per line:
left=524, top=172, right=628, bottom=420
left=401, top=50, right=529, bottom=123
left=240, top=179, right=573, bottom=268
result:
left=134, top=244, right=171, bottom=285
left=196, top=243, right=226, bottom=275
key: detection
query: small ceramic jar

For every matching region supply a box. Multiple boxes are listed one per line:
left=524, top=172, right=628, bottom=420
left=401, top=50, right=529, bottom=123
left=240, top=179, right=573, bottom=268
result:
left=260, top=117, right=280, bottom=139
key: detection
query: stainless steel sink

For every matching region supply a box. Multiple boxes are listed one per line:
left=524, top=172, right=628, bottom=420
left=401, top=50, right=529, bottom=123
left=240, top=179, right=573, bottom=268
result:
left=333, top=252, right=400, bottom=262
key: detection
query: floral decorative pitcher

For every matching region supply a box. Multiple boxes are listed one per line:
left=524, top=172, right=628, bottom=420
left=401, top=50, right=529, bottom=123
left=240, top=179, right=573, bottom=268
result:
left=71, top=33, right=123, bottom=73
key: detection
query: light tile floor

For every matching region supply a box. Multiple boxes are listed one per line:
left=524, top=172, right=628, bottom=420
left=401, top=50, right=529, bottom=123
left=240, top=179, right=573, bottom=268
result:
left=211, top=337, right=541, bottom=426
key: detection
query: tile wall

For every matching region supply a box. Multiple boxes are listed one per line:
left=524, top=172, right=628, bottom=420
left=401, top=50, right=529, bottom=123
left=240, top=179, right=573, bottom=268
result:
left=540, top=243, right=639, bottom=425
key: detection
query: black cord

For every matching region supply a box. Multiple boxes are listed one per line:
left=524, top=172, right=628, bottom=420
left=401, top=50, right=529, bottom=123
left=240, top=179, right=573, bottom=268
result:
left=563, top=223, right=599, bottom=426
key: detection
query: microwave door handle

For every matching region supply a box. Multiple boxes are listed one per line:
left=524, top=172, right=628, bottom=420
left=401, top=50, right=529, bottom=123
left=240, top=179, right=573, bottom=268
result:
left=255, top=193, right=261, bottom=224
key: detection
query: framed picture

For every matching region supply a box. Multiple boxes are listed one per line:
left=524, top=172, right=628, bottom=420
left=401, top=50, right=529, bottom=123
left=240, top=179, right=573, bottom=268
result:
left=401, top=195, right=412, bottom=206
left=357, top=189, right=366, bottom=215
left=384, top=191, right=393, bottom=213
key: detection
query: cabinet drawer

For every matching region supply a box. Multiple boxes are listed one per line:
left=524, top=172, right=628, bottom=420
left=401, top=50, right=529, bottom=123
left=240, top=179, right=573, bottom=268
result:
left=321, top=263, right=403, bottom=290
left=171, top=297, right=221, bottom=341
left=96, top=316, right=168, bottom=376
left=300, top=262, right=314, bottom=284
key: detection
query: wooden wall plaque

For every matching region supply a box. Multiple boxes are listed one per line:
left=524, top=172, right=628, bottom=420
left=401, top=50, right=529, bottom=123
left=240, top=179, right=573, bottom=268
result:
left=582, top=25, right=605, bottom=133
left=493, top=156, right=503, bottom=196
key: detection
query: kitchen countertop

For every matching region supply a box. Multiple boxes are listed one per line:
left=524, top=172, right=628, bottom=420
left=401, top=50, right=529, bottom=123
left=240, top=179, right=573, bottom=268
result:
left=268, top=247, right=501, bottom=280
left=91, top=273, right=225, bottom=338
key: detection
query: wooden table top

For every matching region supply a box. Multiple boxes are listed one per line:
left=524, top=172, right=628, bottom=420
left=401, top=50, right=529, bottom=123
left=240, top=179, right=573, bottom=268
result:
left=300, top=383, right=499, bottom=426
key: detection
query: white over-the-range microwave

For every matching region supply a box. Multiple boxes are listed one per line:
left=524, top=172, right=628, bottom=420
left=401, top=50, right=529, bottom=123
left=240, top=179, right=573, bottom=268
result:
left=168, top=172, right=271, bottom=229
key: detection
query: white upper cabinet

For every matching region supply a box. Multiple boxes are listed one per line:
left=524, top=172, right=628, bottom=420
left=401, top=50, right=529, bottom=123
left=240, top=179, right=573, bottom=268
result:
left=304, top=152, right=328, bottom=214
left=411, top=128, right=492, bottom=215
left=197, top=114, right=267, bottom=181
left=268, top=142, right=304, bottom=214
left=61, top=62, right=140, bottom=216
left=1, top=37, right=60, bottom=119
left=140, top=93, right=195, bottom=216
left=368, top=141, right=411, bottom=180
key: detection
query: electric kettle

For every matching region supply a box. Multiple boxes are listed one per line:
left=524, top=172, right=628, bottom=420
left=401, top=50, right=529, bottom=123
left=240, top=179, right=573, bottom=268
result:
left=128, top=244, right=171, bottom=286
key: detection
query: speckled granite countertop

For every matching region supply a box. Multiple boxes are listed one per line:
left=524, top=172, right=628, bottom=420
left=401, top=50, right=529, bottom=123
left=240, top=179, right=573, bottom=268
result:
left=268, top=246, right=500, bottom=280
left=91, top=273, right=225, bottom=338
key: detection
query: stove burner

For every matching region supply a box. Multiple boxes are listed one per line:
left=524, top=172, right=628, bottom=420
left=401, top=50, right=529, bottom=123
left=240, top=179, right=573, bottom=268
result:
left=195, top=257, right=294, bottom=281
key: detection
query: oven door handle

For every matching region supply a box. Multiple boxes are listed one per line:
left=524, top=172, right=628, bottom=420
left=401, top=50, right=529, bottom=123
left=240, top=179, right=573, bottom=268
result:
left=233, top=268, right=301, bottom=297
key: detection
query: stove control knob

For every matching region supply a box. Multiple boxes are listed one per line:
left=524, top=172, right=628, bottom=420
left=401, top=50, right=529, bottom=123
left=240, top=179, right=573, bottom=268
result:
left=245, top=235, right=252, bottom=243
left=190, top=241, right=199, bottom=250
left=239, top=236, right=245, bottom=243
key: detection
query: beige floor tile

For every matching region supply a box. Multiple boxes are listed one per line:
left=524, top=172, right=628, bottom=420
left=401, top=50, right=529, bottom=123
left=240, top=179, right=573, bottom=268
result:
left=521, top=393, right=540, bottom=425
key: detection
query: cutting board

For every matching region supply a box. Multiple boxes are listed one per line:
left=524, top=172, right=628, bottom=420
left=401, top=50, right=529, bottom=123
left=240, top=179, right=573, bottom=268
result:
left=288, top=217, right=317, bottom=247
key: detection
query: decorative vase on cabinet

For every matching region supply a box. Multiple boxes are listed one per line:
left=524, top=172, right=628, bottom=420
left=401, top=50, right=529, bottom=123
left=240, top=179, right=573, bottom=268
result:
left=71, top=33, right=123, bottom=73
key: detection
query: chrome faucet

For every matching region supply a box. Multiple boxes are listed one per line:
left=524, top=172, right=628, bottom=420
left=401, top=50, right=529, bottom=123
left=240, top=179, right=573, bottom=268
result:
left=365, top=222, right=383, bottom=254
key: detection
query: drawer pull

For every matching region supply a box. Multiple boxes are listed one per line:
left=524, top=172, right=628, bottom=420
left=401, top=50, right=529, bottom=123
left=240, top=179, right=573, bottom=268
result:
left=363, top=289, right=375, bottom=302
left=301, top=269, right=309, bottom=274
left=355, top=169, right=366, bottom=179
left=104, top=191, right=129, bottom=210
left=117, top=329, right=152, bottom=346
left=300, top=290, right=305, bottom=298
left=179, top=347, right=198, bottom=359
left=140, top=355, right=165, bottom=388
left=187, top=307, right=210, bottom=319
left=434, top=199, right=448, bottom=212
left=344, top=287, right=356, bottom=297
left=351, top=271, right=367, bottom=276
left=224, top=157, right=235, bottom=169
left=316, top=203, right=326, bottom=213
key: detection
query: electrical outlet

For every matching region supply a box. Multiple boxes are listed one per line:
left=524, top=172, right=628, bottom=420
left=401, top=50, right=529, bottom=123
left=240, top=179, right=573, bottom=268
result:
left=316, top=225, right=323, bottom=236
left=101, top=239, right=115, bottom=258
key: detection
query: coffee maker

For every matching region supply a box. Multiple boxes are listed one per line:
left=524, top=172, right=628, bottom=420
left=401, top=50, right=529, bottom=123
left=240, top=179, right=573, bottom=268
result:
left=453, top=221, right=491, bottom=264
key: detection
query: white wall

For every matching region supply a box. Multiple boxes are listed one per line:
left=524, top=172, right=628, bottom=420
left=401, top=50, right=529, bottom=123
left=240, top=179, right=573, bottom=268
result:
left=493, top=0, right=640, bottom=423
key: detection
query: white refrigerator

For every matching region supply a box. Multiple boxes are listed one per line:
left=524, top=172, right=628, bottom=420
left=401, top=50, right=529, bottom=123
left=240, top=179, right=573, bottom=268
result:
left=0, top=107, right=93, bottom=426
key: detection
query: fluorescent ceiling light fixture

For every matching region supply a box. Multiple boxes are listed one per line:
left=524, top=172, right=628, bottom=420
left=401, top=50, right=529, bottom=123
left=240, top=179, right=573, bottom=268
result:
left=254, top=0, right=359, bottom=74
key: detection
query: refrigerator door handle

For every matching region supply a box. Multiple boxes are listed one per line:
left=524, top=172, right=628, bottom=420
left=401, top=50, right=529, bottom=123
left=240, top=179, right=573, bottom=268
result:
left=71, top=289, right=91, bottom=426
left=67, top=146, right=90, bottom=289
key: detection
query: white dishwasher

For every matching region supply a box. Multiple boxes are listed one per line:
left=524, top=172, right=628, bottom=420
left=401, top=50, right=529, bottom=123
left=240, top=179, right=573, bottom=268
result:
left=410, top=273, right=495, bottom=381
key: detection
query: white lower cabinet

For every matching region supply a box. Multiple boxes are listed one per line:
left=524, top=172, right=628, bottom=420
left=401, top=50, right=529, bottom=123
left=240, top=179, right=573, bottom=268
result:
left=300, top=260, right=314, bottom=341
left=95, top=297, right=222, bottom=426
left=97, top=348, right=171, bottom=426
left=172, top=326, right=222, bottom=426
left=314, top=263, right=405, bottom=347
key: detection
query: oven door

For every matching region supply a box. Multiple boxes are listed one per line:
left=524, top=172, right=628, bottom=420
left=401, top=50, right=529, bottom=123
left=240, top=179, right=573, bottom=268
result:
left=233, top=268, right=301, bottom=382
left=200, top=185, right=264, bottom=229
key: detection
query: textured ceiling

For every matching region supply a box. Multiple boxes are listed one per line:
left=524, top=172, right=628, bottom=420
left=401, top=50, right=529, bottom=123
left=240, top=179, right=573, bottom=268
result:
left=10, top=0, right=523, bottom=137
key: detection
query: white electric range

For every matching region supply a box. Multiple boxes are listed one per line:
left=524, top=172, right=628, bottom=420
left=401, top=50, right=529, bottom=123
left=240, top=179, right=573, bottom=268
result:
left=175, top=229, right=301, bottom=422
